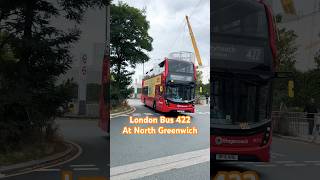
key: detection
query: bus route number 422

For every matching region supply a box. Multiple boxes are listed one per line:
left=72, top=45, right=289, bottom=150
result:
left=214, top=171, right=259, bottom=180
left=175, top=116, right=191, bottom=124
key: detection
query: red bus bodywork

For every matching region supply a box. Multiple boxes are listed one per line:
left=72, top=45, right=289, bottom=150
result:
left=211, top=0, right=277, bottom=162
left=211, top=123, right=273, bottom=162
left=141, top=58, right=196, bottom=113
left=99, top=54, right=109, bottom=132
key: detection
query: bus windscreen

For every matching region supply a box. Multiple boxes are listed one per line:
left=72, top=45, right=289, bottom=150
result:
left=166, top=84, right=195, bottom=103
left=211, top=78, right=271, bottom=126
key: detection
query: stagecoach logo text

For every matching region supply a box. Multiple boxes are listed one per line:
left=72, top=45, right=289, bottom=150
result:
left=215, top=137, right=222, bottom=145
left=215, top=137, right=248, bottom=145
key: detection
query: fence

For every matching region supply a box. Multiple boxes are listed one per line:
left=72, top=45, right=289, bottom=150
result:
left=272, top=111, right=320, bottom=140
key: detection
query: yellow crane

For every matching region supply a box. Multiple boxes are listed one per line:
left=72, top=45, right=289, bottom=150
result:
left=185, top=15, right=203, bottom=66
left=185, top=15, right=204, bottom=94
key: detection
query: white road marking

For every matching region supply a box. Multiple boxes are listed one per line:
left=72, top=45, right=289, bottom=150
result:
left=73, top=168, right=100, bottom=171
left=70, top=164, right=96, bottom=167
left=110, top=148, right=209, bottom=180
left=131, top=113, right=141, bottom=116
left=197, top=112, right=210, bottom=115
left=304, top=161, right=320, bottom=163
left=254, top=164, right=277, bottom=167
left=240, top=162, right=256, bottom=164
left=118, top=114, right=129, bottom=117
left=143, top=113, right=154, bottom=116
left=0, top=173, right=6, bottom=178
left=274, top=161, right=295, bottom=164
left=284, top=163, right=306, bottom=167
left=34, top=168, right=60, bottom=172
left=271, top=152, right=285, bottom=157
left=315, top=163, right=320, bottom=166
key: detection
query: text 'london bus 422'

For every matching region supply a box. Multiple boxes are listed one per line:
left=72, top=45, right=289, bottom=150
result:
left=141, top=57, right=196, bottom=113
left=211, top=0, right=277, bottom=162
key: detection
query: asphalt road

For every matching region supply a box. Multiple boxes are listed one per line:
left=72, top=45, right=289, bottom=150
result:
left=4, top=119, right=108, bottom=180
left=5, top=99, right=319, bottom=180
left=110, top=99, right=210, bottom=180
left=211, top=137, right=320, bottom=180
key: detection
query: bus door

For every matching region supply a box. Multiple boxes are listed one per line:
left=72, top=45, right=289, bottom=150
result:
left=155, top=85, right=163, bottom=110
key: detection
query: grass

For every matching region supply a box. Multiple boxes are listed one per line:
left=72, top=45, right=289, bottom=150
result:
left=111, top=104, right=131, bottom=114
left=0, top=140, right=67, bottom=166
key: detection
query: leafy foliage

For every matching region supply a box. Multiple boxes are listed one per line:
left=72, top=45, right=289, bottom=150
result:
left=0, top=0, right=106, bottom=152
left=273, top=15, right=320, bottom=110
left=110, top=2, right=153, bottom=106
left=272, top=15, right=298, bottom=109
left=314, top=50, right=320, bottom=70
left=195, top=68, right=203, bottom=96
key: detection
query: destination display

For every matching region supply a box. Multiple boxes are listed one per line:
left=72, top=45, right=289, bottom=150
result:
left=169, top=74, right=193, bottom=82
left=212, top=43, right=264, bottom=63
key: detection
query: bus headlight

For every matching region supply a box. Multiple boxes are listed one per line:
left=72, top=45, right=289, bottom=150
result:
left=261, top=127, right=271, bottom=146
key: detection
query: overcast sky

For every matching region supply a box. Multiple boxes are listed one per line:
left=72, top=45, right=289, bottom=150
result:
left=268, top=0, right=320, bottom=70
left=113, top=0, right=210, bottom=84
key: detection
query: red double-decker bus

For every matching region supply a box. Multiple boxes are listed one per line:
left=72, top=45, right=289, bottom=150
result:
left=141, top=58, right=196, bottom=113
left=211, top=0, right=277, bottom=162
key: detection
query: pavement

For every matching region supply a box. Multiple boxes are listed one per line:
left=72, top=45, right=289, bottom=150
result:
left=211, top=137, right=320, bottom=180
left=3, top=118, right=108, bottom=180
left=110, top=99, right=210, bottom=180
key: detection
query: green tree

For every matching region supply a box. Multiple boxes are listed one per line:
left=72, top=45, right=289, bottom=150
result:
left=275, top=15, right=298, bottom=72
left=202, top=82, right=210, bottom=96
left=273, top=15, right=320, bottom=110
left=195, top=67, right=203, bottom=97
left=314, top=50, right=320, bottom=70
left=273, top=15, right=298, bottom=109
left=0, top=0, right=107, bottom=152
left=296, top=52, right=320, bottom=107
left=110, top=2, right=153, bottom=106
